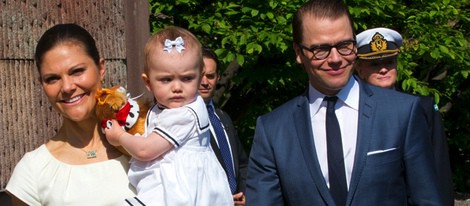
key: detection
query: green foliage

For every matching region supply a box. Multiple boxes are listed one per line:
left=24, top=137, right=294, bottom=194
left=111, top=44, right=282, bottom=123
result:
left=149, top=0, right=470, bottom=192
left=149, top=0, right=307, bottom=149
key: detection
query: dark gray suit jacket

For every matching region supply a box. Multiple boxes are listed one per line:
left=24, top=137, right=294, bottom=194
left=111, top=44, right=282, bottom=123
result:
left=420, top=96, right=454, bottom=205
left=246, top=77, right=444, bottom=205
left=210, top=107, right=248, bottom=194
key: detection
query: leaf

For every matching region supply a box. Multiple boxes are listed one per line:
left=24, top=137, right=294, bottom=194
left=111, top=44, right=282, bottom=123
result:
left=214, top=49, right=225, bottom=58
left=434, top=93, right=440, bottom=105
left=241, top=7, right=251, bottom=13
left=226, top=3, right=240, bottom=9
left=269, top=1, right=278, bottom=9
left=266, top=12, right=274, bottom=19
left=201, top=24, right=211, bottom=34
left=237, top=55, right=245, bottom=66
left=225, top=11, right=239, bottom=16
left=254, top=44, right=263, bottom=53
left=430, top=48, right=440, bottom=59
left=239, top=34, right=247, bottom=46
left=221, top=36, right=230, bottom=46
left=462, top=70, right=469, bottom=79
left=226, top=52, right=235, bottom=62
left=439, top=45, right=450, bottom=54
left=276, top=16, right=287, bottom=24
left=457, top=39, right=468, bottom=47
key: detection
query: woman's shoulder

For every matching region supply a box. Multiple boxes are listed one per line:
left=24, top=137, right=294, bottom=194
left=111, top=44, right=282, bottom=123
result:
left=7, top=145, right=49, bottom=176
left=6, top=144, right=52, bottom=196
left=17, top=144, right=52, bottom=165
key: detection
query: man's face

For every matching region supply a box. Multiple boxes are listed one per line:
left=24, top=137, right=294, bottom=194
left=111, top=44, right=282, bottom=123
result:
left=355, top=57, right=398, bottom=89
left=294, top=14, right=356, bottom=96
left=199, top=57, right=219, bottom=103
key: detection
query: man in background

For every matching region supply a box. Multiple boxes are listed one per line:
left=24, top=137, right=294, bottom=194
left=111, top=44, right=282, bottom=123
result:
left=355, top=27, right=454, bottom=205
left=199, top=47, right=248, bottom=206
left=355, top=27, right=402, bottom=89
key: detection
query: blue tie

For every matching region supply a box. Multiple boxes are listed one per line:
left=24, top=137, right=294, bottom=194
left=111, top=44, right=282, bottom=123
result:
left=325, top=96, right=347, bottom=206
left=207, top=105, right=237, bottom=193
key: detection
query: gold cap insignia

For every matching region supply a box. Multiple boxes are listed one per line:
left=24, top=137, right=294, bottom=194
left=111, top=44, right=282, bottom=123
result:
left=370, top=32, right=388, bottom=52
left=356, top=28, right=401, bottom=59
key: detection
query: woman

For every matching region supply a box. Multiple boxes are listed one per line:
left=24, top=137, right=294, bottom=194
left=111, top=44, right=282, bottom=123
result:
left=6, top=23, right=136, bottom=205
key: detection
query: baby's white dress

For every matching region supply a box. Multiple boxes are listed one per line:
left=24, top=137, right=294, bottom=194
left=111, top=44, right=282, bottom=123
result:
left=126, top=96, right=233, bottom=206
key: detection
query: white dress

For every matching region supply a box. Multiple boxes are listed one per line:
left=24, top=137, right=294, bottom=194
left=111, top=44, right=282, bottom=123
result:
left=127, top=96, right=233, bottom=206
left=6, top=145, right=136, bottom=206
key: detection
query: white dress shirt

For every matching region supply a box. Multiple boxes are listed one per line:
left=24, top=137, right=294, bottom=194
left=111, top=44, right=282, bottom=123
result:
left=308, top=76, right=360, bottom=189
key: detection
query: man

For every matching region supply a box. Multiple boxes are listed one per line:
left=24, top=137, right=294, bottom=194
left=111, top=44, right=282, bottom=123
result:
left=355, top=27, right=454, bottom=205
left=246, top=0, right=443, bottom=205
left=199, top=48, right=248, bottom=205
left=355, top=27, right=402, bottom=89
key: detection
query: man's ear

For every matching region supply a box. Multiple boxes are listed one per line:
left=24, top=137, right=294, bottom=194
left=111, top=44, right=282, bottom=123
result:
left=293, top=43, right=303, bottom=64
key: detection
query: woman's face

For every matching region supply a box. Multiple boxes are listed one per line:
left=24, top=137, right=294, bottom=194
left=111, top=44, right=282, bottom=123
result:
left=39, top=42, right=105, bottom=122
left=356, top=57, right=398, bottom=89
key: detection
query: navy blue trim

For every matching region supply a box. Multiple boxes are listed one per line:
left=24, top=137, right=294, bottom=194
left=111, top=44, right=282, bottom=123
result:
left=187, top=107, right=209, bottom=131
left=124, top=197, right=146, bottom=206
left=155, top=127, right=180, bottom=147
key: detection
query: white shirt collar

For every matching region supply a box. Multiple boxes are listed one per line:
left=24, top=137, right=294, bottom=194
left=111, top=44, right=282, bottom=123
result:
left=308, top=76, right=360, bottom=112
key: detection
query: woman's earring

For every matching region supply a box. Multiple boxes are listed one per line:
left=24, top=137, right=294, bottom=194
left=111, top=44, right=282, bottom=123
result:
left=101, top=79, right=105, bottom=84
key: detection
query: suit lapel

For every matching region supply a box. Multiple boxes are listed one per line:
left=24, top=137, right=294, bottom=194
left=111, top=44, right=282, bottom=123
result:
left=347, top=80, right=376, bottom=203
left=293, top=95, right=336, bottom=204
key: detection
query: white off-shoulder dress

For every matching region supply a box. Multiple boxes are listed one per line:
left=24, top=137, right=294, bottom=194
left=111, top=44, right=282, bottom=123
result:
left=127, top=96, right=233, bottom=206
left=6, top=145, right=136, bottom=206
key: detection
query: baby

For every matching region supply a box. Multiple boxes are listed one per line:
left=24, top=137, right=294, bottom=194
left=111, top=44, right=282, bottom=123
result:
left=105, top=26, right=233, bottom=205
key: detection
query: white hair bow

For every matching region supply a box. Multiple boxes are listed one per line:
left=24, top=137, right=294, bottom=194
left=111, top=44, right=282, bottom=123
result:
left=163, top=36, right=185, bottom=53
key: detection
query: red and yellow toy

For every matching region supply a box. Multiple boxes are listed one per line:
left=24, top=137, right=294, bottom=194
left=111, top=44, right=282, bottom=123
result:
left=95, top=86, right=151, bottom=154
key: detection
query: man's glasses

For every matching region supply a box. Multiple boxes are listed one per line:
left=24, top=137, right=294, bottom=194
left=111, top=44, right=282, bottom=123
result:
left=299, top=40, right=356, bottom=60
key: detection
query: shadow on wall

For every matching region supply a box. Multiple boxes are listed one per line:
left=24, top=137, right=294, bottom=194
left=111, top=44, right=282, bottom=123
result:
left=0, top=191, right=11, bottom=206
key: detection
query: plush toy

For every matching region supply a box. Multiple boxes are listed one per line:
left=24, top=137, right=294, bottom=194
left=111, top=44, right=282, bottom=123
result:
left=95, top=86, right=151, bottom=154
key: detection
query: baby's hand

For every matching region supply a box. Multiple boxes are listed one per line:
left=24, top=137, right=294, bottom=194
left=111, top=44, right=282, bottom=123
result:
left=104, top=119, right=126, bottom=146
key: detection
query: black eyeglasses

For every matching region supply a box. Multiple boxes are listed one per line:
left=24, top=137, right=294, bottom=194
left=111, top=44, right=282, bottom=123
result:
left=299, top=40, right=356, bottom=60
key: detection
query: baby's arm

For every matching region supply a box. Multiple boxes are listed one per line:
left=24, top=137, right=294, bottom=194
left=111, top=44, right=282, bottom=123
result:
left=105, top=119, right=173, bottom=161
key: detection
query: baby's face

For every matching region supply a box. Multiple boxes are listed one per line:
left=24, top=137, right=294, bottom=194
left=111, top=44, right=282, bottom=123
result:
left=143, top=46, right=202, bottom=109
